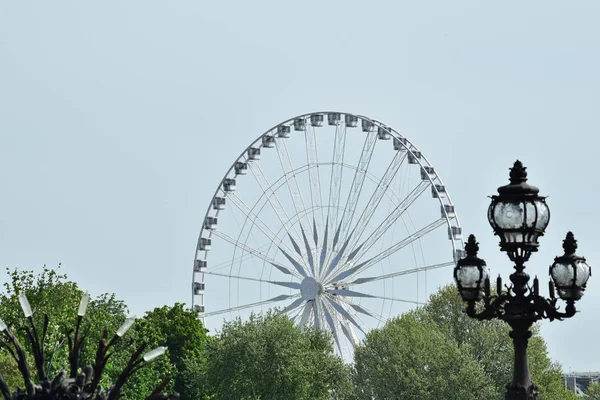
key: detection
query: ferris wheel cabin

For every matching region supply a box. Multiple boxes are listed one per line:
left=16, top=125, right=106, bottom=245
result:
left=345, top=114, right=358, bottom=127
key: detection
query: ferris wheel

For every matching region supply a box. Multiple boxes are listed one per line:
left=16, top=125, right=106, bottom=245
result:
left=192, top=112, right=464, bottom=357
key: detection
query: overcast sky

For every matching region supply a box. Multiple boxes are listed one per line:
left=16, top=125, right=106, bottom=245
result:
left=1, top=1, right=600, bottom=371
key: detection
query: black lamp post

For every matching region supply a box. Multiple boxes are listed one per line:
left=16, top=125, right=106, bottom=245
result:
left=0, top=292, right=179, bottom=400
left=454, top=161, right=591, bottom=400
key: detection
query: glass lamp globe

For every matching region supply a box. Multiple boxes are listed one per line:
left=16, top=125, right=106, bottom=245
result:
left=550, top=232, right=591, bottom=301
left=488, top=160, right=550, bottom=258
left=454, top=235, right=489, bottom=302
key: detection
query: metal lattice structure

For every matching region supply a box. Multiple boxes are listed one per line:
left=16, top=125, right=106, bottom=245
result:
left=191, top=112, right=464, bottom=357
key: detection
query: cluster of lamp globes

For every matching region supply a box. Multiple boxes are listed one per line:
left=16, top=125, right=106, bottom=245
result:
left=0, top=291, right=167, bottom=363
left=453, top=160, right=592, bottom=304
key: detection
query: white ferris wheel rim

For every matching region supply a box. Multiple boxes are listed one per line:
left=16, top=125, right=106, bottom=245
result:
left=191, top=111, right=464, bottom=355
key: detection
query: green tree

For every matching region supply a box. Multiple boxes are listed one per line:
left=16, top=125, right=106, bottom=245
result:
left=0, top=267, right=203, bottom=399
left=178, top=355, right=212, bottom=400
left=0, top=352, right=21, bottom=396
left=586, top=382, right=600, bottom=399
left=197, top=311, right=351, bottom=400
left=352, top=312, right=497, bottom=400
left=415, top=284, right=577, bottom=400
left=0, top=266, right=128, bottom=391
left=122, top=303, right=209, bottom=400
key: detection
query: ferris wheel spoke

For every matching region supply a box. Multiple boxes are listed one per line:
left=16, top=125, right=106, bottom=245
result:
left=202, top=293, right=300, bottom=318
left=322, top=300, right=343, bottom=355
left=346, top=261, right=455, bottom=287
left=325, top=124, right=346, bottom=261
left=328, top=301, right=353, bottom=349
left=343, top=300, right=372, bottom=329
left=211, top=230, right=306, bottom=279
left=336, top=295, right=385, bottom=321
left=336, top=130, right=377, bottom=250
left=347, top=151, right=408, bottom=252
left=273, top=139, right=316, bottom=263
left=322, top=153, right=409, bottom=282
left=334, top=298, right=375, bottom=343
left=210, top=245, right=268, bottom=272
left=340, top=319, right=360, bottom=347
left=325, top=263, right=363, bottom=284
left=322, top=143, right=414, bottom=283
left=347, top=218, right=446, bottom=278
left=290, top=306, right=305, bottom=324
left=337, top=297, right=388, bottom=324
left=325, top=295, right=366, bottom=335
left=227, top=193, right=305, bottom=267
left=326, top=288, right=374, bottom=298
left=247, top=157, right=304, bottom=248
left=350, top=180, right=430, bottom=263
left=305, top=125, right=325, bottom=231
left=323, top=232, right=353, bottom=279
left=338, top=303, right=368, bottom=345
left=299, top=300, right=313, bottom=330
left=300, top=225, right=316, bottom=277
left=335, top=289, right=425, bottom=306
left=374, top=295, right=425, bottom=305
left=203, top=271, right=301, bottom=290
left=275, top=139, right=308, bottom=222
left=280, top=297, right=306, bottom=315
left=319, top=220, right=329, bottom=274
left=287, top=233, right=304, bottom=258
left=279, top=246, right=310, bottom=278
left=312, top=300, right=321, bottom=330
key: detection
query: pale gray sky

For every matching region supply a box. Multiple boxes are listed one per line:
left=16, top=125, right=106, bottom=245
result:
left=1, top=1, right=599, bottom=371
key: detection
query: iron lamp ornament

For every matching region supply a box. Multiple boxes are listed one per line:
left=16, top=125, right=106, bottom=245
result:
left=454, top=160, right=591, bottom=400
left=487, top=160, right=550, bottom=261
left=549, top=232, right=591, bottom=301
left=453, top=235, right=489, bottom=302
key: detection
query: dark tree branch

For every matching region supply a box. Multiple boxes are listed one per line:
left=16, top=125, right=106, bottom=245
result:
left=106, top=342, right=148, bottom=400
left=0, top=372, right=11, bottom=400
left=3, top=328, right=35, bottom=397
left=145, top=375, right=180, bottom=400
left=67, top=315, right=86, bottom=378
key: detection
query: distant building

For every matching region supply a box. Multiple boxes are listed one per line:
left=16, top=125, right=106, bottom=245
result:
left=563, top=372, right=600, bottom=397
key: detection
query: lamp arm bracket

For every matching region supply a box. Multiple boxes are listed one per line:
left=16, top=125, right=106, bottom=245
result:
left=467, top=293, right=509, bottom=320
left=535, top=296, right=576, bottom=321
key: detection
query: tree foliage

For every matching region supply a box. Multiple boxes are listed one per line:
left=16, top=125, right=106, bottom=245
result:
left=586, top=382, right=600, bottom=399
left=0, top=267, right=211, bottom=399
left=196, top=311, right=351, bottom=400
left=1, top=267, right=578, bottom=400
left=414, top=284, right=577, bottom=400
left=0, top=266, right=129, bottom=392
left=123, top=303, right=209, bottom=400
left=350, top=285, right=577, bottom=400
left=352, top=312, right=497, bottom=400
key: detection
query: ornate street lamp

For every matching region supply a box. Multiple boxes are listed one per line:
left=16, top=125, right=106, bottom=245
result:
left=0, top=292, right=178, bottom=400
left=454, top=237, right=489, bottom=302
left=454, top=160, right=591, bottom=400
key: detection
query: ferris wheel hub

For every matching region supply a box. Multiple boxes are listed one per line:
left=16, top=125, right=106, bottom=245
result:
left=300, top=277, right=322, bottom=301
